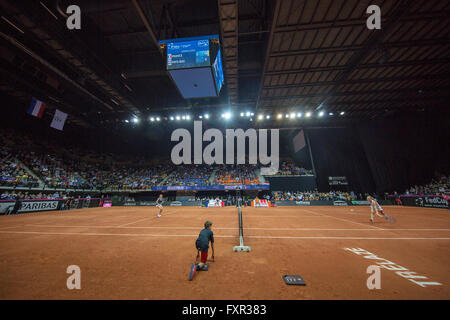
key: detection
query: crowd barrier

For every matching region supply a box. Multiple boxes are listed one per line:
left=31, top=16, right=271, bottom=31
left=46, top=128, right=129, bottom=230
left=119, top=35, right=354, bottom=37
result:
left=0, top=198, right=105, bottom=215
left=122, top=200, right=202, bottom=207
left=151, top=185, right=270, bottom=191
left=118, top=199, right=398, bottom=207
left=274, top=200, right=392, bottom=206
left=397, top=195, right=449, bottom=209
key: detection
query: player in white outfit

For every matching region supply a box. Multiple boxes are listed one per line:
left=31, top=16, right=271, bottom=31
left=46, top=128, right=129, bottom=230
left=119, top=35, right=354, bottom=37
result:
left=367, top=196, right=395, bottom=223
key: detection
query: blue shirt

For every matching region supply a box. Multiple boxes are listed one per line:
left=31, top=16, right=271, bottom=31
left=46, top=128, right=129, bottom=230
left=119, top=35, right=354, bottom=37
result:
left=196, top=228, right=214, bottom=251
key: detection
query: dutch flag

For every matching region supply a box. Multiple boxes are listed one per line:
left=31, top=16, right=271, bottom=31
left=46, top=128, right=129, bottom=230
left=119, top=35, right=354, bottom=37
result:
left=27, top=97, right=46, bottom=118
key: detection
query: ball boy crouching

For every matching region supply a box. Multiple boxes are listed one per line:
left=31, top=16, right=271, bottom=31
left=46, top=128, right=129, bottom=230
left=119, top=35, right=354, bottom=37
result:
left=189, top=221, right=215, bottom=280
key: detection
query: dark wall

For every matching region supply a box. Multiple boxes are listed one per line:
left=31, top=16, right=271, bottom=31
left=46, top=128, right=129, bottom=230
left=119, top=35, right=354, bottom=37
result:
left=307, top=111, right=449, bottom=194
left=267, top=176, right=317, bottom=192
left=358, top=114, right=449, bottom=194
left=308, top=127, right=376, bottom=193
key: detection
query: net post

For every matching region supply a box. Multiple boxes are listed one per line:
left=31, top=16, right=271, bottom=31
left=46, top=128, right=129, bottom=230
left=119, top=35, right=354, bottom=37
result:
left=233, top=204, right=251, bottom=252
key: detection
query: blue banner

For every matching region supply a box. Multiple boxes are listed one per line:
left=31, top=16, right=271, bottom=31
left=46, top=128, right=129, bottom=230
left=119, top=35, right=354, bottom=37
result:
left=151, top=185, right=270, bottom=191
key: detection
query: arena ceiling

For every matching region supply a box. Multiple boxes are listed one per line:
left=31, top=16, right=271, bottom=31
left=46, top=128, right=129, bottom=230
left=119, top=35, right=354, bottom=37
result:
left=0, top=0, right=449, bottom=129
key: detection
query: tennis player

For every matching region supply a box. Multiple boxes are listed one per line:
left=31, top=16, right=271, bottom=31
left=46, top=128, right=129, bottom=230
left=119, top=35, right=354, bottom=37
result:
left=367, top=196, right=393, bottom=223
left=189, top=221, right=215, bottom=280
left=156, top=194, right=163, bottom=217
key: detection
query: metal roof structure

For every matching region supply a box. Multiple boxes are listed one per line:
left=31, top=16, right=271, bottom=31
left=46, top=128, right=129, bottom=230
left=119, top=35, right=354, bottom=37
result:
left=1, top=0, right=449, bottom=128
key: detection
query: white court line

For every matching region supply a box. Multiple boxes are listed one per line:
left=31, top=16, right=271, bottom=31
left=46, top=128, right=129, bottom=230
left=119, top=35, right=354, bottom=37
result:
left=0, top=230, right=449, bottom=240
left=246, top=235, right=450, bottom=240
left=303, top=209, right=385, bottom=230
left=116, top=218, right=156, bottom=227
left=161, top=215, right=313, bottom=218
left=115, top=210, right=178, bottom=227
left=0, top=225, right=22, bottom=230
left=23, top=224, right=450, bottom=231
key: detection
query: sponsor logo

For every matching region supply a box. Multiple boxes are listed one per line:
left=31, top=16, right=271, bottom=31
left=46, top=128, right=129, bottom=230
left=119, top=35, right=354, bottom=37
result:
left=21, top=201, right=58, bottom=212
left=295, top=201, right=311, bottom=206
left=414, top=197, right=447, bottom=208
left=170, top=201, right=182, bottom=206
left=0, top=202, right=15, bottom=214
left=132, top=201, right=153, bottom=206
left=415, top=198, right=424, bottom=207
left=352, top=201, right=370, bottom=205
left=333, top=200, right=348, bottom=206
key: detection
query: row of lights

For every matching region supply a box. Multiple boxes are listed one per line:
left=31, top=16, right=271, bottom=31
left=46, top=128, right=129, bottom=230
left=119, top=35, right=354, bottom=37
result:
left=125, top=111, right=345, bottom=124
left=275, top=111, right=344, bottom=119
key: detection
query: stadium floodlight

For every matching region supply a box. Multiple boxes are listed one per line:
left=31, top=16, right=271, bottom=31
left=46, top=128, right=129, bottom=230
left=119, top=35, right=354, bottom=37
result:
left=266, top=115, right=271, bottom=119
left=258, top=114, right=263, bottom=120
left=340, top=111, right=345, bottom=115
left=318, top=111, right=325, bottom=117
left=170, top=116, right=174, bottom=121
left=186, top=115, right=191, bottom=120
left=204, top=114, right=209, bottom=119
left=290, top=113, right=296, bottom=119
left=297, top=112, right=303, bottom=118
left=132, top=117, right=139, bottom=123
left=277, top=114, right=283, bottom=119
left=222, top=112, right=232, bottom=120
left=176, top=116, right=181, bottom=120
left=240, top=112, right=244, bottom=117
left=150, top=117, right=155, bottom=122
left=250, top=112, right=254, bottom=116
left=199, top=115, right=203, bottom=119
left=246, top=112, right=251, bottom=117
left=285, top=114, right=290, bottom=118
left=329, top=112, right=334, bottom=116
left=305, top=112, right=311, bottom=118
left=156, top=117, right=161, bottom=121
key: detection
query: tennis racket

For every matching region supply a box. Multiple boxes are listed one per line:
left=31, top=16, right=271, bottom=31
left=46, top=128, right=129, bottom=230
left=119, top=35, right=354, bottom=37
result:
left=385, top=215, right=396, bottom=223
left=375, top=212, right=395, bottom=223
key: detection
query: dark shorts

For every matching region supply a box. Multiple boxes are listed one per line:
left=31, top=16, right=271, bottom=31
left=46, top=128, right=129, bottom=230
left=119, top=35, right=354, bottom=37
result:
left=195, top=240, right=208, bottom=253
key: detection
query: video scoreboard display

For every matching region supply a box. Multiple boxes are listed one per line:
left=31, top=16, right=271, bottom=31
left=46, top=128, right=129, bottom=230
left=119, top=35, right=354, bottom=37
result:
left=212, top=48, right=224, bottom=94
left=167, top=39, right=210, bottom=70
left=159, top=35, right=224, bottom=98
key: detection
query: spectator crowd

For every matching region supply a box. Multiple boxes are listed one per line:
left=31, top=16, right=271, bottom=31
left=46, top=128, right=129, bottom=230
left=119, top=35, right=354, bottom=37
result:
left=271, top=190, right=358, bottom=201
left=277, top=161, right=313, bottom=176
left=402, top=175, right=449, bottom=197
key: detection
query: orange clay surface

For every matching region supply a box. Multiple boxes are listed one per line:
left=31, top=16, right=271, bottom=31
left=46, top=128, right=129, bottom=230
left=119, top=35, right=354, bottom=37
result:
left=0, top=205, right=449, bottom=299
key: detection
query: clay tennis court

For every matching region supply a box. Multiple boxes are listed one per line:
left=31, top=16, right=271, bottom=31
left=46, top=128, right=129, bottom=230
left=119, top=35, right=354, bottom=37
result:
left=0, top=205, right=449, bottom=300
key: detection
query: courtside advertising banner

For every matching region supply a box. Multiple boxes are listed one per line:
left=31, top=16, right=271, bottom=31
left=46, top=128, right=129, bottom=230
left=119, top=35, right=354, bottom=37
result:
left=0, top=201, right=15, bottom=214
left=400, top=195, right=449, bottom=209
left=0, top=200, right=59, bottom=214
left=252, top=199, right=270, bottom=207
left=20, top=200, right=59, bottom=212
left=207, top=199, right=224, bottom=207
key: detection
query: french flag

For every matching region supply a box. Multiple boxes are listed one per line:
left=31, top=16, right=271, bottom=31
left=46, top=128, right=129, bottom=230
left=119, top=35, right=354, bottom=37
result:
left=27, top=97, right=46, bottom=118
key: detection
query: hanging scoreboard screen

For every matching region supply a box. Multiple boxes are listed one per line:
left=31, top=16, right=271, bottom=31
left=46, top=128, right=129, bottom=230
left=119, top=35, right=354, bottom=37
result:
left=212, top=48, right=224, bottom=94
left=159, top=35, right=224, bottom=98
left=167, top=39, right=210, bottom=70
